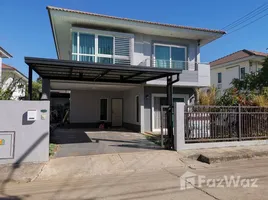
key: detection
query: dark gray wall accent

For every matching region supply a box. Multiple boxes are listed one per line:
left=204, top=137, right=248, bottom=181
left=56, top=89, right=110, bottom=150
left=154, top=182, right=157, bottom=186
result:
left=0, top=101, right=50, bottom=164
left=144, top=86, right=194, bottom=132
left=123, top=122, right=140, bottom=132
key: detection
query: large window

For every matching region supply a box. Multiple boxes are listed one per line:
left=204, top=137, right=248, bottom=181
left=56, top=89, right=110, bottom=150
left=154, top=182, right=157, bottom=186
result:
left=154, top=44, right=186, bottom=70
left=72, top=30, right=131, bottom=65
left=100, top=99, right=108, bottom=121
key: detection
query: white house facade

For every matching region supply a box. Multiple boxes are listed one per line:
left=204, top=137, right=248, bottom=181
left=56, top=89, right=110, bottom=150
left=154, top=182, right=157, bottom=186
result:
left=25, top=6, right=225, bottom=133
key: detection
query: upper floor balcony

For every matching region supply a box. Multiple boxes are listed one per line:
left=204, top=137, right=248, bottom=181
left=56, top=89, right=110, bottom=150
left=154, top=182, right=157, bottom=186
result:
left=138, top=59, right=210, bottom=87
left=70, top=29, right=210, bottom=87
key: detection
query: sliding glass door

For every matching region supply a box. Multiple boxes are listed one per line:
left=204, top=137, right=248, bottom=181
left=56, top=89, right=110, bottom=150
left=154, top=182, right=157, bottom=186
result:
left=154, top=44, right=186, bottom=70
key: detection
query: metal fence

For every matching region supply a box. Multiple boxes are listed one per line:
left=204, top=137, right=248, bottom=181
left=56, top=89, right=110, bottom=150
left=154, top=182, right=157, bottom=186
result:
left=185, top=105, right=268, bottom=143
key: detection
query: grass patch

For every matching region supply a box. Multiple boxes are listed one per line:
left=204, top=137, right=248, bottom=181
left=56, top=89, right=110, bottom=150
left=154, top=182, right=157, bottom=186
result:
left=144, top=134, right=162, bottom=146
left=49, top=143, right=58, bottom=157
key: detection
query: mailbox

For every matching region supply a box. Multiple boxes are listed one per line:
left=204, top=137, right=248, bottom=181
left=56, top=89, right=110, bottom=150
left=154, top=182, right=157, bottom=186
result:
left=27, top=110, right=37, bottom=121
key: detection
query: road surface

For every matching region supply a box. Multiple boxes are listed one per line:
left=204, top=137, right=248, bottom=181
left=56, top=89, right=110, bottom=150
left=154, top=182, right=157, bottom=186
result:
left=0, top=157, right=268, bottom=200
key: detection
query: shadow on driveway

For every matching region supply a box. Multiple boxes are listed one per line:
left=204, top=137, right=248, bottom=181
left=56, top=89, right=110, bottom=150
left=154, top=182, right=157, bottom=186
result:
left=51, top=128, right=162, bottom=157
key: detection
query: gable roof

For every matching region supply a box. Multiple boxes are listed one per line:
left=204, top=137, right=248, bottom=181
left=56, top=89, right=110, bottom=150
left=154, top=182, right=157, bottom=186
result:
left=2, top=63, right=16, bottom=70
left=210, top=49, right=268, bottom=67
left=47, top=6, right=226, bottom=34
left=2, top=63, right=28, bottom=81
left=0, top=46, right=12, bottom=58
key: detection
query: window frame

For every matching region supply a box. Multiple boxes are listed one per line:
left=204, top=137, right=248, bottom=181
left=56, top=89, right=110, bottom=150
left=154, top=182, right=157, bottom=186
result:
left=135, top=95, right=140, bottom=123
left=100, top=98, right=108, bottom=121
left=240, top=67, right=245, bottom=80
left=217, top=72, right=222, bottom=84
left=71, top=28, right=133, bottom=64
left=153, top=43, right=187, bottom=69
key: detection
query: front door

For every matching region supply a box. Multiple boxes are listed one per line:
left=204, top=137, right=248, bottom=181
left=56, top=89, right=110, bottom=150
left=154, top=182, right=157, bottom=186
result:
left=112, top=99, right=123, bottom=127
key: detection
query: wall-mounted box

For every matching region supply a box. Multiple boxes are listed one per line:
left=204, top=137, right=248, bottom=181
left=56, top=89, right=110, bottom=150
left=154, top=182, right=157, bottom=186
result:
left=0, top=131, right=15, bottom=159
left=27, top=110, right=37, bottom=121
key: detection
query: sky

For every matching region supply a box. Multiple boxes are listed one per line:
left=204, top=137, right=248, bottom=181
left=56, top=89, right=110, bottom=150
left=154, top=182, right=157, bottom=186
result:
left=1, top=0, right=268, bottom=79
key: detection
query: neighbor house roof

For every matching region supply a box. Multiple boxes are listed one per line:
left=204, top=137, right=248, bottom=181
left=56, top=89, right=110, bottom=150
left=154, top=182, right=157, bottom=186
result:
left=2, top=63, right=16, bottom=70
left=47, top=6, right=226, bottom=34
left=2, top=63, right=28, bottom=81
left=210, top=49, right=268, bottom=67
left=0, top=46, right=12, bottom=58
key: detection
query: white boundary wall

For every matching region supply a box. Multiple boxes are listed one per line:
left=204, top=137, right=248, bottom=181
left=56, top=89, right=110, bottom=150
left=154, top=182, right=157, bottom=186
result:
left=0, top=101, right=50, bottom=164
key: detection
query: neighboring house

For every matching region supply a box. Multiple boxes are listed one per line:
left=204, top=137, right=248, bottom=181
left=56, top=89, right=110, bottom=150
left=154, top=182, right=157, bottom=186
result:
left=1, top=63, right=28, bottom=100
left=25, top=6, right=225, bottom=132
left=0, top=46, right=12, bottom=84
left=210, top=49, right=268, bottom=94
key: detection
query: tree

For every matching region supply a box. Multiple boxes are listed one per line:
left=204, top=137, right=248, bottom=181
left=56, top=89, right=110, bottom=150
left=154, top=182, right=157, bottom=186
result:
left=231, top=57, right=268, bottom=93
left=0, top=74, right=25, bottom=100
left=196, top=86, right=217, bottom=105
left=25, top=77, right=42, bottom=100
left=218, top=57, right=268, bottom=106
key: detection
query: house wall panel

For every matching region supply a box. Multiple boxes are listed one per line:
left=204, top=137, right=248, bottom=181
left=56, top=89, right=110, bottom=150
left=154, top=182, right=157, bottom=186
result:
left=70, top=90, right=124, bottom=123
left=123, top=86, right=143, bottom=132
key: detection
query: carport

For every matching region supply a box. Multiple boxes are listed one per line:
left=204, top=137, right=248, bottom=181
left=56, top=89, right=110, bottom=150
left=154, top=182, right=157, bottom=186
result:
left=25, top=57, right=181, bottom=150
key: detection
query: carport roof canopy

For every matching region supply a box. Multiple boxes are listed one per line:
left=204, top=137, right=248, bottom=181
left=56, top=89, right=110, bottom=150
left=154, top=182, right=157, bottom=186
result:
left=25, top=57, right=181, bottom=84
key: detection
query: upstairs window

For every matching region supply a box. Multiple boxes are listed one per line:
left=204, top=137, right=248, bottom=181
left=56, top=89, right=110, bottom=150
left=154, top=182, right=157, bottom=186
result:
left=240, top=67, right=245, bottom=80
left=217, top=72, right=222, bottom=84
left=154, top=44, right=186, bottom=70
left=72, top=30, right=131, bottom=65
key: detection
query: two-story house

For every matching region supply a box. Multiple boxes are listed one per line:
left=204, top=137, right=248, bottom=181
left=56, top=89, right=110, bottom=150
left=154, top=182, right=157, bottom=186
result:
left=210, top=49, right=268, bottom=94
left=25, top=6, right=225, bottom=133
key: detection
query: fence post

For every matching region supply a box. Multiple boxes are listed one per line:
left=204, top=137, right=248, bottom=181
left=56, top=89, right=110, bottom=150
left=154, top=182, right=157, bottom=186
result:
left=238, top=104, right=242, bottom=141
left=174, top=102, right=185, bottom=151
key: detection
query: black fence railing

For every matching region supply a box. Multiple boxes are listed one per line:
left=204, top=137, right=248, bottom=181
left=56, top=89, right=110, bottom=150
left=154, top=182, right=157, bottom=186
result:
left=184, top=105, right=268, bottom=143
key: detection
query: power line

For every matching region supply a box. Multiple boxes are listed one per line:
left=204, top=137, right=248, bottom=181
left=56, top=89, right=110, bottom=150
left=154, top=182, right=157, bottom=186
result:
left=227, top=13, right=268, bottom=35
left=221, top=3, right=268, bottom=30
left=225, top=5, right=268, bottom=31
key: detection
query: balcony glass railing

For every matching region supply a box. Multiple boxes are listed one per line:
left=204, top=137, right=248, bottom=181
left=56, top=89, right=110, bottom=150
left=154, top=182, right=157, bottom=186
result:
left=154, top=59, right=186, bottom=70
left=138, top=59, right=200, bottom=70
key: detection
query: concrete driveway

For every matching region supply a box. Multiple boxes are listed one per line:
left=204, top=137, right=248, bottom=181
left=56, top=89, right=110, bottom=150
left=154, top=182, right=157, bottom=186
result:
left=51, top=128, right=162, bottom=157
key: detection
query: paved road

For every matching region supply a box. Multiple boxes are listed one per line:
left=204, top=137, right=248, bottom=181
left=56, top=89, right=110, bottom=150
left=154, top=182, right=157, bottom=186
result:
left=1, top=157, right=268, bottom=199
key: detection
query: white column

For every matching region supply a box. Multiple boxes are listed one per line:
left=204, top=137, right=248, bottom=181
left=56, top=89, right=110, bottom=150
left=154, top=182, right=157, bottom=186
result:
left=174, top=102, right=185, bottom=151
left=129, top=37, right=135, bottom=65
left=139, top=85, right=145, bottom=133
